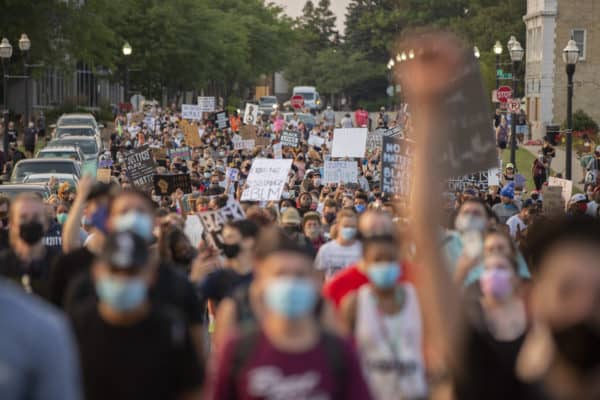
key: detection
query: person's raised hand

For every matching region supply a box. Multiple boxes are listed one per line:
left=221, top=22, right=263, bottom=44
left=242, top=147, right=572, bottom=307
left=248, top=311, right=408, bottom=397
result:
left=75, top=174, right=95, bottom=203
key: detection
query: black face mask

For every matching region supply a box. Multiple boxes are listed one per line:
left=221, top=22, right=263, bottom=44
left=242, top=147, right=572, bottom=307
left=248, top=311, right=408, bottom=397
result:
left=324, top=213, right=336, bottom=224
left=19, top=221, right=45, bottom=244
left=552, top=321, right=600, bottom=375
left=222, top=243, right=241, bottom=259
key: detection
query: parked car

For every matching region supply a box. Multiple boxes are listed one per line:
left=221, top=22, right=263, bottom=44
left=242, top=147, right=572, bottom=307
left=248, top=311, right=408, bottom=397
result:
left=258, top=96, right=279, bottom=114
left=54, top=124, right=103, bottom=152
left=36, top=146, right=85, bottom=163
left=55, top=113, right=103, bottom=131
left=23, top=173, right=79, bottom=189
left=0, top=184, right=51, bottom=199
left=282, top=112, right=317, bottom=132
left=48, top=136, right=100, bottom=162
left=10, top=158, right=81, bottom=183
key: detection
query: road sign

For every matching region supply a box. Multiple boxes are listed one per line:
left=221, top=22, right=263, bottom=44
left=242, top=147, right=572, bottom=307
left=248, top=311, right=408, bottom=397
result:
left=291, top=95, right=304, bottom=109
left=508, top=99, right=520, bottom=113
left=496, top=86, right=513, bottom=103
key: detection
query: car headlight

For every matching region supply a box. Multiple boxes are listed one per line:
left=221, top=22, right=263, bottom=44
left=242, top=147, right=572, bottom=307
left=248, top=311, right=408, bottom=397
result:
left=316, top=99, right=321, bottom=105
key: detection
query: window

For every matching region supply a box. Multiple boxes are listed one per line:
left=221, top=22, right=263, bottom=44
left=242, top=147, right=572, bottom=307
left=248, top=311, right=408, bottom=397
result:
left=571, top=29, right=586, bottom=60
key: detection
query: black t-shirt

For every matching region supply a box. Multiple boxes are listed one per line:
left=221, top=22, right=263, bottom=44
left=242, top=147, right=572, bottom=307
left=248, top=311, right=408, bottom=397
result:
left=0, top=229, right=9, bottom=251
left=71, top=301, right=204, bottom=400
left=49, top=246, right=95, bottom=307
left=24, top=127, right=37, bottom=147
left=197, top=269, right=253, bottom=306
left=0, top=246, right=61, bottom=300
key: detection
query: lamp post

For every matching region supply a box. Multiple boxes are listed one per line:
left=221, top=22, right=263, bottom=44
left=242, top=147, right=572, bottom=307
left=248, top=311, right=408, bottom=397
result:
left=493, top=40, right=503, bottom=90
left=387, top=58, right=395, bottom=109
left=0, top=38, right=13, bottom=154
left=473, top=46, right=480, bottom=59
left=563, top=38, right=579, bottom=180
left=18, top=34, right=31, bottom=126
left=122, top=42, right=132, bottom=104
left=508, top=39, right=524, bottom=167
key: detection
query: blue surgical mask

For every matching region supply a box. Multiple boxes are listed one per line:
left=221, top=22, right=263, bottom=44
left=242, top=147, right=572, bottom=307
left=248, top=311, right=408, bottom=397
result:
left=56, top=213, right=68, bottom=225
left=90, top=205, right=109, bottom=234
left=113, top=211, right=154, bottom=241
left=367, top=262, right=401, bottom=288
left=264, top=277, right=317, bottom=319
left=95, top=275, right=148, bottom=312
left=340, top=227, right=356, bottom=241
left=355, top=204, right=366, bottom=213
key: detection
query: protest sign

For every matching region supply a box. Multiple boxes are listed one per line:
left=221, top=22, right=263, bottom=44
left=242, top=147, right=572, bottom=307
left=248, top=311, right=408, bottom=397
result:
left=152, top=147, right=167, bottom=161
left=382, top=136, right=414, bottom=196
left=548, top=176, right=573, bottom=209
left=212, top=111, right=230, bottom=129
left=180, top=120, right=202, bottom=147
left=543, top=186, right=564, bottom=215
left=240, top=125, right=257, bottom=140
left=436, top=51, right=497, bottom=177
left=366, top=131, right=383, bottom=150
left=197, top=96, right=216, bottom=112
left=198, top=202, right=246, bottom=251
left=125, top=145, right=156, bottom=189
left=96, top=168, right=112, bottom=183
left=98, top=158, right=113, bottom=168
left=273, top=143, right=283, bottom=159
left=241, top=158, right=292, bottom=201
left=234, top=139, right=255, bottom=150
left=331, top=128, right=368, bottom=158
left=447, top=171, right=490, bottom=192
left=255, top=136, right=271, bottom=147
left=323, top=161, right=358, bottom=184
left=131, top=112, right=144, bottom=124
left=167, top=146, right=191, bottom=160
left=153, top=174, right=192, bottom=195
left=308, top=135, right=325, bottom=147
left=377, top=126, right=403, bottom=138
left=243, top=103, right=259, bottom=125
left=280, top=131, right=300, bottom=148
left=488, top=168, right=502, bottom=187
left=226, top=168, right=239, bottom=182
left=181, top=104, right=202, bottom=120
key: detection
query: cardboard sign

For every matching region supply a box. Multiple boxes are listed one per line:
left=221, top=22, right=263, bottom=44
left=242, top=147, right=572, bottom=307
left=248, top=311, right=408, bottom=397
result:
left=198, top=202, right=246, bottom=250
left=280, top=131, right=300, bottom=148
left=323, top=160, right=358, bottom=184
left=273, top=143, right=283, bottom=159
left=97, top=168, right=112, bottom=183
left=382, top=136, right=414, bottom=196
left=234, top=139, right=255, bottom=150
left=181, top=104, right=202, bottom=120
left=125, top=145, right=156, bottom=189
left=130, top=112, right=144, bottom=124
left=255, top=136, right=271, bottom=147
left=548, top=176, right=573, bottom=210
left=197, top=96, right=216, bottom=112
left=153, top=174, right=192, bottom=195
left=243, top=103, right=259, bottom=125
left=241, top=158, right=292, bottom=201
left=213, top=111, right=230, bottom=130
left=180, top=120, right=202, bottom=147
left=436, top=51, right=497, bottom=177
left=152, top=147, right=168, bottom=161
left=543, top=186, right=564, bottom=215
left=168, top=146, right=191, bottom=160
left=240, top=125, right=258, bottom=140
left=331, top=128, right=368, bottom=158
left=308, top=135, right=325, bottom=147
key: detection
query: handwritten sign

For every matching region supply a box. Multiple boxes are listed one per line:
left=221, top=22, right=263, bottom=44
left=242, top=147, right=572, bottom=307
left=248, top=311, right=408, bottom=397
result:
left=226, top=168, right=239, bottom=182
left=167, top=146, right=191, bottom=161
left=198, top=202, right=246, bottom=251
left=548, top=176, right=573, bottom=210
left=234, top=139, right=255, bottom=150
left=280, top=131, right=300, bottom=148
left=197, top=96, right=215, bottom=112
left=125, top=145, right=156, bottom=189
left=212, top=111, right=230, bottom=130
left=240, top=125, right=257, bottom=140
left=323, top=161, right=358, bottom=184
left=153, top=174, right=192, bottom=195
left=382, top=136, right=414, bottom=196
left=241, top=158, right=292, bottom=201
left=243, top=103, right=259, bottom=125
left=96, top=168, right=112, bottom=183
left=180, top=120, right=202, bottom=147
left=366, top=131, right=383, bottom=150
left=181, top=104, right=202, bottom=120
left=543, top=186, right=564, bottom=215
left=152, top=147, right=167, bottom=161
left=377, top=126, right=403, bottom=138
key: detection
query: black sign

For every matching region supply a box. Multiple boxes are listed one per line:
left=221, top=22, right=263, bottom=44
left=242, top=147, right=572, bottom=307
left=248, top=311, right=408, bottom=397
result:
left=280, top=131, right=300, bottom=148
left=125, top=145, right=156, bottom=189
left=212, top=111, right=230, bottom=130
left=377, top=126, right=403, bottom=138
left=198, top=202, right=245, bottom=251
left=153, top=174, right=192, bottom=195
left=382, top=136, right=413, bottom=197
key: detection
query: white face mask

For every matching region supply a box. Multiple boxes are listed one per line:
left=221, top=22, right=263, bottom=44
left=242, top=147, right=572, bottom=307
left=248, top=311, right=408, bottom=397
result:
left=455, top=213, right=487, bottom=233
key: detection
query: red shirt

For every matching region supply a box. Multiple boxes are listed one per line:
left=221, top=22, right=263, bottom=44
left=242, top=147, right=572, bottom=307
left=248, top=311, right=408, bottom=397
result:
left=322, top=263, right=412, bottom=309
left=354, top=110, right=369, bottom=127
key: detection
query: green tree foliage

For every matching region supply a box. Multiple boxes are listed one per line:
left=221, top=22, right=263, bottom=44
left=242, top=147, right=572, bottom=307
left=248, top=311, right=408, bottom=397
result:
left=566, top=110, right=599, bottom=134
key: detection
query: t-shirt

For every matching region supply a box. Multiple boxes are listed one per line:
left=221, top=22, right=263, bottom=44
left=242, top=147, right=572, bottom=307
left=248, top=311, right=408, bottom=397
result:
left=0, top=246, right=61, bottom=300
left=506, top=214, right=526, bottom=239
left=49, top=247, right=95, bottom=307
left=43, top=221, right=63, bottom=251
left=211, top=330, right=372, bottom=400
left=197, top=268, right=253, bottom=307
left=492, top=203, right=520, bottom=224
left=314, top=240, right=362, bottom=280
left=71, top=301, right=204, bottom=400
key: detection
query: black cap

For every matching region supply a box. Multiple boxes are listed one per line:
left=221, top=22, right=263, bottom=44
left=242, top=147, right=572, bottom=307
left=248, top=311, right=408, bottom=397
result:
left=99, top=231, right=149, bottom=270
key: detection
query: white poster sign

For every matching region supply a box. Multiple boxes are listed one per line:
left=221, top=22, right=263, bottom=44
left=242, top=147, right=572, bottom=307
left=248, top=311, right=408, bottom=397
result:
left=233, top=139, right=255, bottom=150
left=487, top=168, right=502, bottom=187
left=273, top=143, right=283, bottom=159
left=323, top=161, right=358, bottom=184
left=308, top=135, right=325, bottom=147
left=181, top=104, right=202, bottom=120
left=548, top=176, right=573, bottom=209
left=241, top=158, right=292, bottom=201
left=243, top=103, right=259, bottom=125
left=331, top=128, right=368, bottom=158
left=197, top=96, right=216, bottom=112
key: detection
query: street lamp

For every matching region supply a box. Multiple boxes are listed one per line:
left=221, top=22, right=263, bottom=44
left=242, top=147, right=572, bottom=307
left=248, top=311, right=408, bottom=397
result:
left=122, top=42, right=132, bottom=104
left=0, top=38, right=13, bottom=155
left=493, top=40, right=503, bottom=90
left=387, top=58, right=395, bottom=108
left=509, top=39, right=524, bottom=167
left=473, top=46, right=480, bottom=59
left=563, top=38, right=579, bottom=180
left=18, top=34, right=31, bottom=126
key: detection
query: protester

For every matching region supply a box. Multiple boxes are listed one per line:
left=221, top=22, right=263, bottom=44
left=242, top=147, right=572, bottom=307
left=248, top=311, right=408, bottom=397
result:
left=506, top=198, right=537, bottom=239
left=532, top=150, right=548, bottom=190
left=492, top=184, right=520, bottom=224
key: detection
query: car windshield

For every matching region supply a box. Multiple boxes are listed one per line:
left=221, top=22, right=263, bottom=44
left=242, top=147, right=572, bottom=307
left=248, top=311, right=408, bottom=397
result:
left=0, top=187, right=49, bottom=199
left=25, top=176, right=75, bottom=185
left=57, top=127, right=95, bottom=137
left=39, top=151, right=80, bottom=160
left=296, top=92, right=314, bottom=100
left=14, top=162, right=77, bottom=180
left=260, top=97, right=277, bottom=104
left=59, top=118, right=95, bottom=127
left=55, top=140, right=97, bottom=155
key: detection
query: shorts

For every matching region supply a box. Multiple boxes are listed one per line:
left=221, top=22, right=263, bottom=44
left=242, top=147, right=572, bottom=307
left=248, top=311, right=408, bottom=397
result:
left=498, top=141, right=507, bottom=150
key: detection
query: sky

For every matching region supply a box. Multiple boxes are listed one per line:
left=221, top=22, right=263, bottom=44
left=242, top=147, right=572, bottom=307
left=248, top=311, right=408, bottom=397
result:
left=270, top=0, right=351, bottom=33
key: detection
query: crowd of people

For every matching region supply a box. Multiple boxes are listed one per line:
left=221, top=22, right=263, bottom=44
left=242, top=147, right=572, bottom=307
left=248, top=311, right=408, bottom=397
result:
left=0, top=35, right=598, bottom=400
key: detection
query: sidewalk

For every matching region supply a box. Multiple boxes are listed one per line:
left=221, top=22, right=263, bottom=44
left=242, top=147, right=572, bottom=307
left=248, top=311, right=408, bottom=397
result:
left=522, top=145, right=584, bottom=190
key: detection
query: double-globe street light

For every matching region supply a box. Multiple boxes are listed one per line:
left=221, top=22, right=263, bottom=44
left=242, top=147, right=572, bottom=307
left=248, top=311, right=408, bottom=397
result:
left=122, top=42, right=132, bottom=104
left=493, top=40, right=503, bottom=90
left=563, top=38, right=579, bottom=180
left=508, top=37, right=524, bottom=167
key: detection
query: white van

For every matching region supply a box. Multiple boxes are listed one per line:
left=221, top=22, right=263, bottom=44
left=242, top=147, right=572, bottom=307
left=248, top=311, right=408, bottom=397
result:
left=292, top=86, right=322, bottom=112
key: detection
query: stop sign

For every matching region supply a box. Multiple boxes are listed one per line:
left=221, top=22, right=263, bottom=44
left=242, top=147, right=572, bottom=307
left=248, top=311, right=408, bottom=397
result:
left=496, top=86, right=513, bottom=103
left=291, top=95, right=304, bottom=109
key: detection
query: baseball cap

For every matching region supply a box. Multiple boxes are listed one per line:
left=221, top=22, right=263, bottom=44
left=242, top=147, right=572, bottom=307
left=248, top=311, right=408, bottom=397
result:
left=570, top=193, right=587, bottom=204
left=99, top=231, right=149, bottom=270
left=506, top=163, right=515, bottom=169
left=281, top=207, right=301, bottom=226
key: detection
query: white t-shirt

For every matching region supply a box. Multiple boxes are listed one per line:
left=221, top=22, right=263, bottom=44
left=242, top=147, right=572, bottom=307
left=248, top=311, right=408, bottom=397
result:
left=506, top=214, right=526, bottom=239
left=314, top=240, right=362, bottom=280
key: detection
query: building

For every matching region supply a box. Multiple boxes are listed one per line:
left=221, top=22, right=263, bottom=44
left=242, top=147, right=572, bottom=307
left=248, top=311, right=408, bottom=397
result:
left=524, top=0, right=600, bottom=139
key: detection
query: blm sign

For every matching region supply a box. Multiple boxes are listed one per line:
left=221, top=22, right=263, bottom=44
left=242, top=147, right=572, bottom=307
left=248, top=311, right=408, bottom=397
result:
left=198, top=202, right=246, bottom=251
left=382, top=136, right=414, bottom=197
left=125, top=145, right=156, bottom=189
left=153, top=174, right=192, bottom=195
left=280, top=131, right=300, bottom=148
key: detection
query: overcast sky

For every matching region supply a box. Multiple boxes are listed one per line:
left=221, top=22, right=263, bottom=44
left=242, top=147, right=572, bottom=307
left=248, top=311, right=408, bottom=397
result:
left=270, top=0, right=351, bottom=33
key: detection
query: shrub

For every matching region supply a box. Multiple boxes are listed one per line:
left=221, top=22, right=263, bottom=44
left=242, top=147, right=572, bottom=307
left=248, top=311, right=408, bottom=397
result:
left=563, top=109, right=599, bottom=134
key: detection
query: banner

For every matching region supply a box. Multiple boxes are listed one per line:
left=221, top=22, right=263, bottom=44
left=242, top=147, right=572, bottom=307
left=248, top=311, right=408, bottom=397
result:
left=153, top=174, right=192, bottom=195
left=234, top=139, right=255, bottom=150
left=382, top=136, right=414, bottom=197
left=280, top=131, right=300, bottom=148
left=198, top=202, right=246, bottom=250
left=241, top=158, right=292, bottom=201
left=168, top=146, right=191, bottom=160
left=243, top=103, right=259, bottom=125
left=331, top=128, right=368, bottom=158
left=180, top=120, right=202, bottom=147
left=323, top=161, right=358, bottom=184
left=308, top=135, right=325, bottom=147
left=125, top=145, right=156, bottom=189
left=181, top=104, right=202, bottom=120
left=197, top=96, right=216, bottom=112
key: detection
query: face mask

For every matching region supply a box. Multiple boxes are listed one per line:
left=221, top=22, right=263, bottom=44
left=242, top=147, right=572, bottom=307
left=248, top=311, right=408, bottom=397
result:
left=264, top=277, right=317, bottom=319
left=281, top=192, right=290, bottom=199
left=355, top=204, right=366, bottom=214
left=367, top=262, right=401, bottom=289
left=340, top=227, right=356, bottom=241
left=218, top=151, right=225, bottom=157
left=514, top=195, right=522, bottom=202
left=305, top=227, right=320, bottom=240
left=455, top=213, right=487, bottom=233
left=280, top=206, right=288, bottom=215
left=19, top=220, right=45, bottom=244
left=222, top=243, right=241, bottom=259
left=90, top=205, right=109, bottom=234
left=552, top=320, right=600, bottom=375
left=95, top=276, right=148, bottom=312
left=479, top=268, right=513, bottom=301
left=313, top=179, right=321, bottom=186
left=56, top=213, right=68, bottom=225
left=204, top=173, right=211, bottom=179
left=531, top=194, right=539, bottom=201
left=113, top=211, right=154, bottom=241
left=324, top=213, right=336, bottom=224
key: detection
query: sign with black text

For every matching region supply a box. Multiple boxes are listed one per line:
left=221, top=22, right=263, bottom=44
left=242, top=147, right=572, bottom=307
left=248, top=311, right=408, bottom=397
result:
left=280, top=131, right=300, bottom=148
left=198, top=202, right=246, bottom=250
left=241, top=158, right=292, bottom=201
left=153, top=174, right=192, bottom=195
left=125, top=145, right=156, bottom=189
left=168, top=146, right=191, bottom=161
left=197, top=96, right=216, bottom=113
left=382, top=136, right=414, bottom=197
left=212, top=111, right=230, bottom=130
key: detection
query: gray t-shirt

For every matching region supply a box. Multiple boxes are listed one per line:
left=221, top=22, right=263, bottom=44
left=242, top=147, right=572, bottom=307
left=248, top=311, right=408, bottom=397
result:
left=314, top=240, right=362, bottom=280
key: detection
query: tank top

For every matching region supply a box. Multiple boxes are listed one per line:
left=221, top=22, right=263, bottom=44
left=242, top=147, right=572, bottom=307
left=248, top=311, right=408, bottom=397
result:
left=355, top=284, right=427, bottom=400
